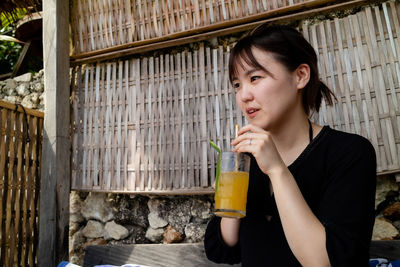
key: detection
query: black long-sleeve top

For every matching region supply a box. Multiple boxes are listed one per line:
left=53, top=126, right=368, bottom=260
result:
left=204, top=126, right=377, bottom=266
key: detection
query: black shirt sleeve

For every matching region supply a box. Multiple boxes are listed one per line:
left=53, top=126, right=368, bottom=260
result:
left=204, top=216, right=241, bottom=264
left=317, top=135, right=376, bottom=266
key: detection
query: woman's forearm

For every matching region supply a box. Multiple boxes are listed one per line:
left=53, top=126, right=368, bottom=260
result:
left=269, top=167, right=331, bottom=267
left=220, top=217, right=241, bottom=247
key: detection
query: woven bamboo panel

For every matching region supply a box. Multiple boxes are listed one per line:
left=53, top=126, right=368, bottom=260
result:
left=71, top=43, right=246, bottom=192
left=306, top=1, right=400, bottom=174
left=71, top=0, right=400, bottom=193
left=70, top=0, right=309, bottom=54
left=0, top=100, right=43, bottom=267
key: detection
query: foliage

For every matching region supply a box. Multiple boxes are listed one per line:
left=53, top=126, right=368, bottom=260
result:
left=0, top=31, right=22, bottom=75
left=0, top=1, right=39, bottom=28
left=0, top=9, right=25, bottom=75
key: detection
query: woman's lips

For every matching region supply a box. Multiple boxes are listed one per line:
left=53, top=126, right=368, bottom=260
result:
left=246, top=108, right=259, bottom=118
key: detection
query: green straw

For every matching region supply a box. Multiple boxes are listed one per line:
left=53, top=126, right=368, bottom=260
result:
left=209, top=140, right=221, bottom=192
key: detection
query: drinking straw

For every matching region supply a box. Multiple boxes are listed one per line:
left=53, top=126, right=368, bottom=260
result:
left=235, top=124, right=239, bottom=172
left=235, top=124, right=239, bottom=139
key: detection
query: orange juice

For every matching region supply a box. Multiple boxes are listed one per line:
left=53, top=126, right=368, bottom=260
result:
left=214, top=171, right=249, bottom=218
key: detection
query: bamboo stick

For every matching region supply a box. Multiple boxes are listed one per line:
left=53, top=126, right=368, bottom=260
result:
left=139, top=58, right=146, bottom=191
left=5, top=111, right=16, bottom=266
left=97, top=64, right=105, bottom=189
left=173, top=53, right=182, bottom=188
left=81, top=67, right=89, bottom=187
left=132, top=58, right=141, bottom=190
left=149, top=56, right=156, bottom=189
left=194, top=49, right=201, bottom=186
left=181, top=51, right=189, bottom=188
left=199, top=43, right=208, bottom=187
left=14, top=113, right=23, bottom=266
left=0, top=109, right=8, bottom=265
left=206, top=47, right=216, bottom=183
left=153, top=56, right=161, bottom=189
left=123, top=60, right=129, bottom=190
left=158, top=55, right=166, bottom=189
left=187, top=51, right=195, bottom=188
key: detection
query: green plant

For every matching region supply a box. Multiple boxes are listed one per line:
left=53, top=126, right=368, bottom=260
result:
left=0, top=9, right=26, bottom=75
left=209, top=140, right=221, bottom=191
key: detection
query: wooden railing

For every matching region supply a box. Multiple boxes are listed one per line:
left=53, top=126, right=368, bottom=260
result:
left=0, top=100, right=44, bottom=267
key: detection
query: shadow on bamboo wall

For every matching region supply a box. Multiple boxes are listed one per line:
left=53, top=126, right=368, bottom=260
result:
left=0, top=100, right=43, bottom=267
left=71, top=1, right=400, bottom=193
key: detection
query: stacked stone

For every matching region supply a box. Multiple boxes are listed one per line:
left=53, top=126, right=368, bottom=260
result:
left=372, top=175, right=400, bottom=240
left=69, top=192, right=213, bottom=264
left=0, top=70, right=45, bottom=111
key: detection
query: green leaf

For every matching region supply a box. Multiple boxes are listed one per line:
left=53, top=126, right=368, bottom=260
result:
left=209, top=140, right=221, bottom=154
left=209, top=140, right=221, bottom=192
left=0, top=35, right=24, bottom=43
left=1, top=8, right=28, bottom=31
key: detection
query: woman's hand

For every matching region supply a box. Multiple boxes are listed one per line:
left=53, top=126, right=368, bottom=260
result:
left=231, top=124, right=285, bottom=176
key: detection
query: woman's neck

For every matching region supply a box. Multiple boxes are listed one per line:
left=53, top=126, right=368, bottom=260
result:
left=268, top=113, right=314, bottom=166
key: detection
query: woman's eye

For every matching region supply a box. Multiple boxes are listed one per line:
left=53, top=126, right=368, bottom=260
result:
left=250, top=76, right=260, bottom=82
left=233, top=82, right=240, bottom=89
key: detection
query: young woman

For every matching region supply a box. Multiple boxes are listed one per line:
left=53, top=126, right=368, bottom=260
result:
left=204, top=24, right=376, bottom=266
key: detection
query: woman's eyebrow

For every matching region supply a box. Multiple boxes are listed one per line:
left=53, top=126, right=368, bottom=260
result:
left=230, top=69, right=259, bottom=81
left=245, top=67, right=274, bottom=78
left=244, top=69, right=261, bottom=76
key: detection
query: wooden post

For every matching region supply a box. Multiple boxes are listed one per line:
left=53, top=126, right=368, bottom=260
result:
left=38, top=0, right=70, bottom=266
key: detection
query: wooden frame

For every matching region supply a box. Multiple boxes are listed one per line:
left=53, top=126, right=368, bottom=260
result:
left=38, top=0, right=70, bottom=266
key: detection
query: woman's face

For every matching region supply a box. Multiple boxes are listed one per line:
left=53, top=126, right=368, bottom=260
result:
left=233, top=48, right=303, bottom=131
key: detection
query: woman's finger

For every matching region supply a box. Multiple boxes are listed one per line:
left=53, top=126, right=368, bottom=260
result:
left=231, top=132, right=264, bottom=146
left=233, top=138, right=258, bottom=154
left=237, top=124, right=266, bottom=136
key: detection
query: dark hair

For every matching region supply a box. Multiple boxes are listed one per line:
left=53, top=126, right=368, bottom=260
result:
left=229, top=23, right=335, bottom=115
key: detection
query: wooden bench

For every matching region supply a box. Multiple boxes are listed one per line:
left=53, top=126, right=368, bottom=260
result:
left=83, top=241, right=400, bottom=267
left=369, top=240, right=400, bottom=260
left=83, top=243, right=238, bottom=267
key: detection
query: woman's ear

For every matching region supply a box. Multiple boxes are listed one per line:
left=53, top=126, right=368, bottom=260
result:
left=295, top=64, right=310, bottom=90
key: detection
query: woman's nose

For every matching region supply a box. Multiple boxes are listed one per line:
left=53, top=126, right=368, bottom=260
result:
left=239, top=84, right=254, bottom=102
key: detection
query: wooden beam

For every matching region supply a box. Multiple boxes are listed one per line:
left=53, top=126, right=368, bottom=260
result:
left=75, top=188, right=215, bottom=195
left=0, top=99, right=44, bottom=118
left=0, top=72, right=12, bottom=80
left=11, top=40, right=31, bottom=77
left=38, top=0, right=70, bottom=266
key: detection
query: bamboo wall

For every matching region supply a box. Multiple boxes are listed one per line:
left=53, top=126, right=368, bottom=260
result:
left=71, top=0, right=400, bottom=193
left=306, top=1, right=400, bottom=173
left=0, top=100, right=43, bottom=267
left=70, top=0, right=310, bottom=55
left=71, top=44, right=242, bottom=192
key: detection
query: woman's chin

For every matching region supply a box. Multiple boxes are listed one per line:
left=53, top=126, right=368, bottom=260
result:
left=246, top=119, right=269, bottom=130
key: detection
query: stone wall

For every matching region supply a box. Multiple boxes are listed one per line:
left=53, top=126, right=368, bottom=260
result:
left=69, top=193, right=213, bottom=264
left=1, top=72, right=399, bottom=266
left=0, top=71, right=45, bottom=111
left=373, top=175, right=400, bottom=240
